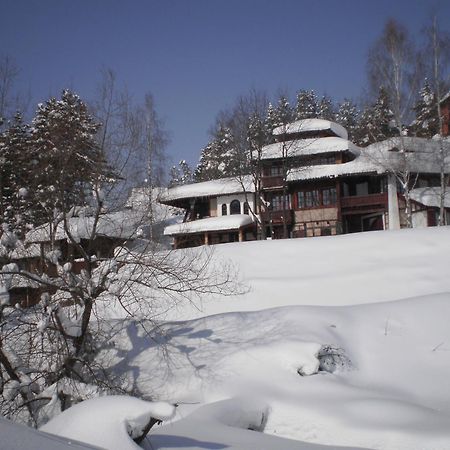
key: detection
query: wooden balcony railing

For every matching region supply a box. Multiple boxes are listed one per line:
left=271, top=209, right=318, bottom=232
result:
left=261, top=175, right=284, bottom=189
left=260, top=210, right=293, bottom=225
left=340, top=192, right=388, bottom=209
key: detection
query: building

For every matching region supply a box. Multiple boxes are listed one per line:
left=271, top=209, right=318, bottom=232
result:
left=441, top=91, right=450, bottom=137
left=160, top=118, right=450, bottom=248
left=160, top=176, right=257, bottom=248
left=2, top=208, right=144, bottom=306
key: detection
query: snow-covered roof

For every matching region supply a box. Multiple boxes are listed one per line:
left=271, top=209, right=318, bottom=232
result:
left=410, top=187, right=450, bottom=208
left=287, top=154, right=383, bottom=182
left=287, top=137, right=450, bottom=182
left=159, top=176, right=255, bottom=204
left=273, top=119, right=348, bottom=140
left=164, top=214, right=254, bottom=236
left=367, top=137, right=450, bottom=174
left=10, top=242, right=41, bottom=259
left=26, top=210, right=145, bottom=243
left=260, top=136, right=359, bottom=161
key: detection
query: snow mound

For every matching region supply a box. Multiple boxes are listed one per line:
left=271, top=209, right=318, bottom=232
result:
left=40, top=396, right=175, bottom=450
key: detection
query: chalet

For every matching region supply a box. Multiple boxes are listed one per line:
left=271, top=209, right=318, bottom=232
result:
left=160, top=118, right=450, bottom=248
left=2, top=208, right=144, bottom=306
left=160, top=176, right=257, bottom=248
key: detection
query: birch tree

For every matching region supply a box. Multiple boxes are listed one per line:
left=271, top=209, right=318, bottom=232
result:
left=367, top=19, right=423, bottom=227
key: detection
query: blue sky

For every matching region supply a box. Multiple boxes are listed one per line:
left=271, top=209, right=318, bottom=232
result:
left=1, top=0, right=449, bottom=167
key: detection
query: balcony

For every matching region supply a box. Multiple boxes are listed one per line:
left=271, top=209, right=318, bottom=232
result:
left=261, top=175, right=284, bottom=189
left=260, top=209, right=293, bottom=225
left=341, top=193, right=388, bottom=210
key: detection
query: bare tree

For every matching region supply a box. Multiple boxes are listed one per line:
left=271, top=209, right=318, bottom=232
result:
left=0, top=91, right=237, bottom=427
left=367, top=19, right=423, bottom=227
left=0, top=56, right=20, bottom=126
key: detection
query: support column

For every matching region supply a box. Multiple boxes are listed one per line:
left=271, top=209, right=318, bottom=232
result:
left=238, top=229, right=244, bottom=242
left=387, top=173, right=400, bottom=230
left=204, top=233, right=209, bottom=246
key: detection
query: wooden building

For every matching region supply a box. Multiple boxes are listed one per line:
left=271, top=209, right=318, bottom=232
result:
left=3, top=209, right=143, bottom=306
left=160, top=177, right=257, bottom=248
left=160, top=118, right=450, bottom=248
left=441, top=91, right=450, bottom=137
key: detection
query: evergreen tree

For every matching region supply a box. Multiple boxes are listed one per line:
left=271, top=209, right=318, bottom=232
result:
left=263, top=102, right=279, bottom=141
left=318, top=94, right=335, bottom=121
left=0, top=113, right=33, bottom=236
left=169, top=160, right=193, bottom=187
left=356, top=87, right=398, bottom=145
left=294, top=90, right=319, bottom=120
left=335, top=99, right=359, bottom=140
left=412, top=79, right=439, bottom=137
left=274, top=96, right=293, bottom=126
left=194, top=125, right=236, bottom=181
left=30, top=90, right=111, bottom=224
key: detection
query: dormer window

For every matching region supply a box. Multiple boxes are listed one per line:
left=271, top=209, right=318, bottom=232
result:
left=221, top=204, right=228, bottom=215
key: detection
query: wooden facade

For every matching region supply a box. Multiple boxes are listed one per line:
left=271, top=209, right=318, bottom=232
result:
left=161, top=118, right=450, bottom=248
left=441, top=93, right=450, bottom=137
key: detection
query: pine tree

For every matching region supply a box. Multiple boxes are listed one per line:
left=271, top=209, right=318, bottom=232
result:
left=318, top=94, right=335, bottom=121
left=412, top=79, right=439, bottom=137
left=194, top=126, right=236, bottom=181
left=30, top=90, right=111, bottom=224
left=274, top=96, right=293, bottom=126
left=0, top=113, right=34, bottom=237
left=264, top=102, right=278, bottom=141
left=294, top=90, right=319, bottom=120
left=169, top=160, right=193, bottom=187
left=335, top=99, right=359, bottom=140
left=356, top=87, right=398, bottom=145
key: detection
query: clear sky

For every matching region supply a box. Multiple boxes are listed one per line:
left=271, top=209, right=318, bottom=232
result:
left=1, top=0, right=449, bottom=167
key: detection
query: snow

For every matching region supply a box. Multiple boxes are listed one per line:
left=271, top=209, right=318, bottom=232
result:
left=25, top=210, right=146, bottom=243
left=164, top=214, right=254, bottom=236
left=260, top=136, right=359, bottom=160
left=10, top=242, right=41, bottom=259
left=159, top=175, right=255, bottom=204
left=288, top=152, right=382, bottom=181
left=0, top=417, right=101, bottom=450
left=273, top=118, right=349, bottom=140
left=288, top=137, right=450, bottom=182
left=98, top=293, right=450, bottom=450
left=440, top=90, right=450, bottom=104
left=40, top=396, right=175, bottom=450
left=410, top=186, right=450, bottom=208
left=8, top=226, right=450, bottom=449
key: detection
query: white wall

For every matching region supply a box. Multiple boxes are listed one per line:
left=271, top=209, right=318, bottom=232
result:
left=217, top=193, right=255, bottom=216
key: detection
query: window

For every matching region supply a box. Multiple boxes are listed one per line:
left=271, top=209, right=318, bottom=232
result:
left=270, top=165, right=284, bottom=176
left=305, top=190, right=320, bottom=208
left=230, top=199, right=241, bottom=215
left=243, top=202, right=250, bottom=215
left=297, top=187, right=336, bottom=209
left=322, top=188, right=337, bottom=206
left=221, top=204, right=227, bottom=216
left=297, top=191, right=306, bottom=209
left=271, top=194, right=290, bottom=211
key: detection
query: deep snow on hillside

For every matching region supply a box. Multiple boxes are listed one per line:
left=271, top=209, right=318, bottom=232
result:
left=86, top=227, right=450, bottom=450
left=103, top=226, right=450, bottom=321
left=97, top=292, right=450, bottom=450
left=10, top=227, right=450, bottom=450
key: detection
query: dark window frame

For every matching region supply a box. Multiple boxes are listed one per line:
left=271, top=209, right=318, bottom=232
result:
left=230, top=199, right=241, bottom=215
